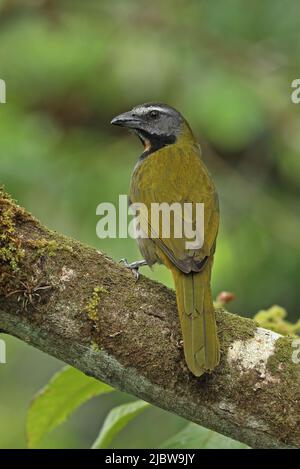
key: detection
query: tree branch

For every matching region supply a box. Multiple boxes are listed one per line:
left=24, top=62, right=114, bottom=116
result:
left=0, top=188, right=299, bottom=449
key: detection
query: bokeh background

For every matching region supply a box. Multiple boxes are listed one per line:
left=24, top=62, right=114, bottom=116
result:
left=0, top=0, right=299, bottom=448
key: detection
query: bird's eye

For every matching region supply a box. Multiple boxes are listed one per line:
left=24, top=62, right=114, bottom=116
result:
left=149, top=110, right=159, bottom=119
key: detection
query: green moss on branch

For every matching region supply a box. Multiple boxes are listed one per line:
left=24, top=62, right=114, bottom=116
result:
left=85, top=286, right=108, bottom=323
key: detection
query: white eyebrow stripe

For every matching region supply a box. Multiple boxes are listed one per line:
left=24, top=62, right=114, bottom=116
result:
left=135, top=105, right=170, bottom=115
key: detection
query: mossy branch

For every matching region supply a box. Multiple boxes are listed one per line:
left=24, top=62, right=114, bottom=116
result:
left=0, top=188, right=299, bottom=449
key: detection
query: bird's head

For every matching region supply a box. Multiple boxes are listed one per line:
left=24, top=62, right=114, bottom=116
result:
left=111, top=103, right=194, bottom=155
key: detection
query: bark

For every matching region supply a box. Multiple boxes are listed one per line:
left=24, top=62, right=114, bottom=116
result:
left=0, top=188, right=299, bottom=449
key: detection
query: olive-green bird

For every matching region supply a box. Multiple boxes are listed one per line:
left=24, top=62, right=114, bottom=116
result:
left=111, top=103, right=220, bottom=376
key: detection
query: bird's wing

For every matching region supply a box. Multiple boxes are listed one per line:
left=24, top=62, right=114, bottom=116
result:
left=130, top=144, right=219, bottom=273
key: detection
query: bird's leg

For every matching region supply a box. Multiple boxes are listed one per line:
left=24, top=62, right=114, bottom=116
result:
left=119, top=259, right=148, bottom=281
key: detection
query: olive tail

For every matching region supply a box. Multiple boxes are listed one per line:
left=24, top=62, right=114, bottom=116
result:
left=172, top=262, right=220, bottom=376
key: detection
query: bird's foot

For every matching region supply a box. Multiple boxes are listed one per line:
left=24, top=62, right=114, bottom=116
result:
left=119, top=259, right=147, bottom=281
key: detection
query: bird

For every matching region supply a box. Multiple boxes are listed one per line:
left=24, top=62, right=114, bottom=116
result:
left=111, top=102, right=220, bottom=377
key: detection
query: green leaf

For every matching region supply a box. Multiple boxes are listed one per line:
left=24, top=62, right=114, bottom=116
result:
left=27, top=366, right=114, bottom=448
left=92, top=400, right=150, bottom=449
left=160, top=423, right=249, bottom=449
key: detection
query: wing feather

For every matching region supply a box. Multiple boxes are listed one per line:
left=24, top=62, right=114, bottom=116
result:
left=130, top=144, right=219, bottom=273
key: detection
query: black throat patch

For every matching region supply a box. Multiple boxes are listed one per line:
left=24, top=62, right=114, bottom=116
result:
left=137, top=131, right=176, bottom=161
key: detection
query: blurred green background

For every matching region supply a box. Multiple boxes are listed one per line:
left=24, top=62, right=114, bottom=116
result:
left=0, top=0, right=299, bottom=448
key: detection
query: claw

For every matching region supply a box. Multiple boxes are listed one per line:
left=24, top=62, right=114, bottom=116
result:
left=119, top=259, right=147, bottom=281
left=119, top=258, right=130, bottom=268
left=132, top=268, right=140, bottom=281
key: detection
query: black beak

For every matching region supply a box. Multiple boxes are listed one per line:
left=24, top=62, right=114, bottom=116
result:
left=110, top=111, right=141, bottom=129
